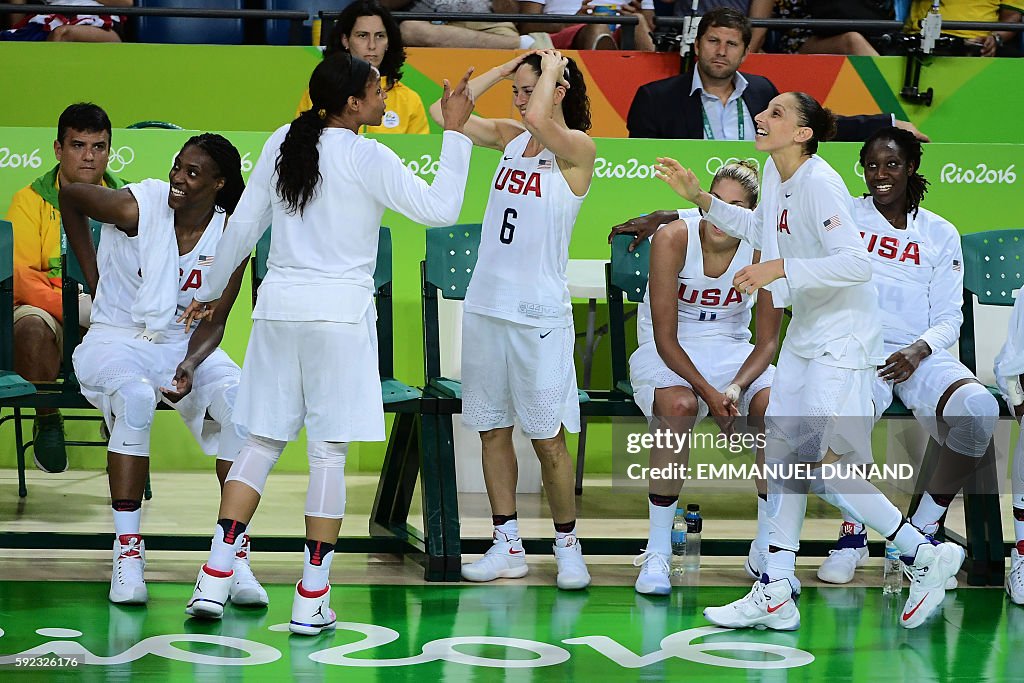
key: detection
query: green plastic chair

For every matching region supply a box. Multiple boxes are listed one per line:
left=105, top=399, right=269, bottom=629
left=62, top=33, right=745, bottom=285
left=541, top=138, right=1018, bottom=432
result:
left=0, top=220, right=36, bottom=400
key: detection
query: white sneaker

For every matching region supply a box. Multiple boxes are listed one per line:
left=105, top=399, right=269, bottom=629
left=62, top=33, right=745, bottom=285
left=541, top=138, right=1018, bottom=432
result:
left=461, top=531, right=529, bottom=582
left=745, top=542, right=802, bottom=595
left=900, top=542, right=965, bottom=629
left=817, top=546, right=869, bottom=584
left=186, top=565, right=233, bottom=619
left=229, top=535, right=269, bottom=607
left=703, top=578, right=800, bottom=631
left=633, top=549, right=671, bottom=596
left=553, top=535, right=591, bottom=590
left=1007, top=547, right=1024, bottom=605
left=289, top=582, right=337, bottom=636
left=109, top=534, right=148, bottom=605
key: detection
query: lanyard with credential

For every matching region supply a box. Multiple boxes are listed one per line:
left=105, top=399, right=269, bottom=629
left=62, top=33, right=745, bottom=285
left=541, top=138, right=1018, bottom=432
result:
left=701, top=98, right=744, bottom=141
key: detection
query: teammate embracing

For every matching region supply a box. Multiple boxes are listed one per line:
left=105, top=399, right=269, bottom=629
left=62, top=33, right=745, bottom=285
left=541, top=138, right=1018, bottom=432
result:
left=429, top=50, right=597, bottom=590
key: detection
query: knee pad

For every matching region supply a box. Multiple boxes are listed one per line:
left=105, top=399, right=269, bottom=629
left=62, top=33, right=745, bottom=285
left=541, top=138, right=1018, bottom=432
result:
left=225, top=435, right=286, bottom=495
left=206, top=383, right=243, bottom=462
left=306, top=441, right=347, bottom=519
left=1013, top=433, right=1024, bottom=504
left=108, top=383, right=158, bottom=456
left=943, top=384, right=999, bottom=458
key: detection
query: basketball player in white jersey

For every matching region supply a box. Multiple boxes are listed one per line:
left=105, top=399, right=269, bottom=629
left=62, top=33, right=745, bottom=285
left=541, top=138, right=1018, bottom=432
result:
left=996, top=294, right=1024, bottom=604
left=179, top=54, right=475, bottom=634
left=58, top=134, right=267, bottom=608
left=816, top=127, right=999, bottom=584
left=631, top=162, right=782, bottom=596
left=427, top=50, right=597, bottom=590
left=656, top=91, right=964, bottom=630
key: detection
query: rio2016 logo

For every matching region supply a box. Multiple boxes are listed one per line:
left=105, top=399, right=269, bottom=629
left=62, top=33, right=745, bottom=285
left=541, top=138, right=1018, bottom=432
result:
left=594, top=157, right=657, bottom=180
left=940, top=162, right=1016, bottom=184
left=0, top=148, right=43, bottom=170
left=401, top=154, right=441, bottom=177
left=0, top=621, right=815, bottom=671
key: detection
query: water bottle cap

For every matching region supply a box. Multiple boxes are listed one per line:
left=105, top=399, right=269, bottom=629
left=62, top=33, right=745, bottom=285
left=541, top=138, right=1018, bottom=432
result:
left=686, top=503, right=700, bottom=512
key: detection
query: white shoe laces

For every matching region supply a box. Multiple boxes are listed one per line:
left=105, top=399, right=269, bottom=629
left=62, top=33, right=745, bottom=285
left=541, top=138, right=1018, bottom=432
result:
left=115, top=539, right=144, bottom=586
left=633, top=550, right=670, bottom=575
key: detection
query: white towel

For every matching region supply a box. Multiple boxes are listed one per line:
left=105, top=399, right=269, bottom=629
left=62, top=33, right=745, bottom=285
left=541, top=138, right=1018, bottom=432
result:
left=127, top=179, right=179, bottom=341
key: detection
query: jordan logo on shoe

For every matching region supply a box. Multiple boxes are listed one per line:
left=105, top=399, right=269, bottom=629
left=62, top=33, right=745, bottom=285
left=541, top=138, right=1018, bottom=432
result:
left=766, top=599, right=790, bottom=614
left=902, top=594, right=929, bottom=621
left=194, top=578, right=203, bottom=593
left=313, top=603, right=326, bottom=619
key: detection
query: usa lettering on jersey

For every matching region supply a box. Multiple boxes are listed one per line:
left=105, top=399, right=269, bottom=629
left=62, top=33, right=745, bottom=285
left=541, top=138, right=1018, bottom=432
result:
left=494, top=167, right=542, bottom=197
left=136, top=266, right=205, bottom=291
left=778, top=209, right=790, bottom=234
left=860, top=232, right=921, bottom=265
left=678, top=283, right=743, bottom=307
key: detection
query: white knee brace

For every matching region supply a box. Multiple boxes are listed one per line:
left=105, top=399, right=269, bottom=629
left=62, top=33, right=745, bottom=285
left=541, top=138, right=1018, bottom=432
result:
left=108, top=382, right=159, bottom=457
left=206, top=382, right=243, bottom=462
left=306, top=441, right=348, bottom=519
left=225, top=435, right=286, bottom=495
left=942, top=384, right=999, bottom=458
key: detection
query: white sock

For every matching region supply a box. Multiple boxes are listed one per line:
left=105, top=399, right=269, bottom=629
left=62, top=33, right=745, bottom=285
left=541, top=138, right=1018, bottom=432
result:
left=302, top=541, right=334, bottom=592
left=519, top=35, right=536, bottom=49
left=892, top=521, right=927, bottom=559
left=765, top=549, right=797, bottom=584
left=496, top=519, right=520, bottom=541
left=754, top=497, right=770, bottom=551
left=113, top=509, right=141, bottom=538
left=910, top=492, right=948, bottom=532
left=555, top=524, right=577, bottom=544
left=1014, top=511, right=1024, bottom=546
left=1013, top=433, right=1024, bottom=544
left=647, top=498, right=677, bottom=556
left=208, top=521, right=245, bottom=573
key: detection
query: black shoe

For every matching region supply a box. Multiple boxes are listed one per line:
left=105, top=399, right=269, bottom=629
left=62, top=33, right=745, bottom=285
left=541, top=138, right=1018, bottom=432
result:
left=32, top=412, right=68, bottom=473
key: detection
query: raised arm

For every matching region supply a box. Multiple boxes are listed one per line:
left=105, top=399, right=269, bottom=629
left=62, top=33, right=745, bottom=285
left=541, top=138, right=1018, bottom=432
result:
left=57, top=183, right=140, bottom=295
left=522, top=50, right=596, bottom=175
left=429, top=55, right=528, bottom=150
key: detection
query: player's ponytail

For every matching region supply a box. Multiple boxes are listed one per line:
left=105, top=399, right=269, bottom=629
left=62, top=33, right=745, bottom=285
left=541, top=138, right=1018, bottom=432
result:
left=518, top=53, right=592, bottom=133
left=859, top=126, right=930, bottom=218
left=792, top=92, right=837, bottom=156
left=182, top=133, right=245, bottom=214
left=277, top=53, right=372, bottom=215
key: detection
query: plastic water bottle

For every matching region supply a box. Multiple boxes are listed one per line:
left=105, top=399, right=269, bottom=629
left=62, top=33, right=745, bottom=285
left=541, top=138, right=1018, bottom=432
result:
left=684, top=504, right=702, bottom=570
left=883, top=541, right=904, bottom=595
left=671, top=510, right=687, bottom=580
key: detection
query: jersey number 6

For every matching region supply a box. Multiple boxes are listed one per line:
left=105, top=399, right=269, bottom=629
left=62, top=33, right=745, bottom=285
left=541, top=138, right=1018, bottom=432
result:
left=500, top=207, right=517, bottom=244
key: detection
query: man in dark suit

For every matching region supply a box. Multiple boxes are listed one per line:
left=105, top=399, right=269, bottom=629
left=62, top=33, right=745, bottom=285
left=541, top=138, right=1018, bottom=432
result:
left=627, top=7, right=928, bottom=142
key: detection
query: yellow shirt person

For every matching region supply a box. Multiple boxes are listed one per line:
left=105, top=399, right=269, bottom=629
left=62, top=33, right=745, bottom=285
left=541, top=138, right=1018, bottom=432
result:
left=907, top=0, right=1024, bottom=40
left=296, top=77, right=430, bottom=135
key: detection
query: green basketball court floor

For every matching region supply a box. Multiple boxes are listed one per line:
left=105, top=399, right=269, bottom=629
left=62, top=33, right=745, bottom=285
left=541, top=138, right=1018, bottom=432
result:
left=0, top=582, right=1019, bottom=681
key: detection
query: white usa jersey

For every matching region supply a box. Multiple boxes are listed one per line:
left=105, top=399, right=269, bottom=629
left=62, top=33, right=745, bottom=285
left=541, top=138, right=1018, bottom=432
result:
left=637, top=217, right=755, bottom=346
left=464, top=131, right=586, bottom=328
left=89, top=180, right=226, bottom=336
left=853, top=196, right=964, bottom=351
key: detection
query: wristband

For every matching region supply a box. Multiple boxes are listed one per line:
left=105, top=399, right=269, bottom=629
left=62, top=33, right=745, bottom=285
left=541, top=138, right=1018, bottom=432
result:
left=724, top=383, right=741, bottom=404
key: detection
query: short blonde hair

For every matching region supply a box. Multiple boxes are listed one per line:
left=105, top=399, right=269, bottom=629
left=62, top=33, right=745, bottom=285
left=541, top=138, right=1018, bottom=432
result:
left=711, top=160, right=759, bottom=206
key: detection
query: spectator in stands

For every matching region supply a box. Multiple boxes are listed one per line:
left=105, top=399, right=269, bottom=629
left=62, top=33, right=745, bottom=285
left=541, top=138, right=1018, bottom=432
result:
left=748, top=0, right=880, bottom=56
left=905, top=0, right=1022, bottom=57
left=297, top=1, right=430, bottom=134
left=627, top=8, right=927, bottom=140
left=514, top=0, right=656, bottom=51
left=3, top=102, right=124, bottom=474
left=0, top=0, right=132, bottom=43
left=385, top=0, right=553, bottom=49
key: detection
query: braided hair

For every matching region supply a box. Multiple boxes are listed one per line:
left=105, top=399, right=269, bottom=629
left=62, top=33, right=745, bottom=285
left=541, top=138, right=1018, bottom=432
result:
left=181, top=133, right=244, bottom=214
left=859, top=126, right=930, bottom=218
left=275, top=53, right=372, bottom=215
